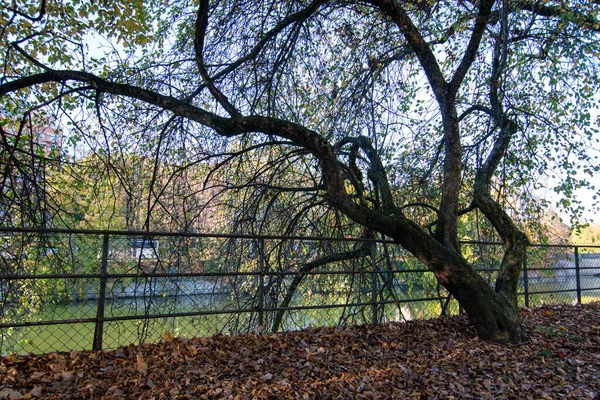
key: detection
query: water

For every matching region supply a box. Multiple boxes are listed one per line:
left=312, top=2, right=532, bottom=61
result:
left=2, top=276, right=599, bottom=355
left=524, top=273, right=600, bottom=306
left=1, top=293, right=235, bottom=355
left=2, top=287, right=449, bottom=355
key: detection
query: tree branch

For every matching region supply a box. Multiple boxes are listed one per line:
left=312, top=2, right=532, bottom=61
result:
left=336, top=136, right=396, bottom=214
left=515, top=0, right=600, bottom=32
left=194, top=0, right=240, bottom=117
left=7, top=0, right=47, bottom=22
left=448, top=0, right=496, bottom=93
left=184, top=0, right=328, bottom=103
left=365, top=0, right=448, bottom=102
left=0, top=67, right=480, bottom=292
left=459, top=104, right=496, bottom=121
left=0, top=70, right=229, bottom=132
left=271, top=239, right=371, bottom=332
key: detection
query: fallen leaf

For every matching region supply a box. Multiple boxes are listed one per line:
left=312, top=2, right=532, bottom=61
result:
left=136, top=353, right=148, bottom=374
left=261, top=373, right=274, bottom=382
left=29, top=387, right=42, bottom=398
left=0, top=303, right=598, bottom=399
left=0, top=388, right=23, bottom=400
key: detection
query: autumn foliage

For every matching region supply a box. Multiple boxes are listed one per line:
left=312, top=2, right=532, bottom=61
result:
left=0, top=303, right=598, bottom=399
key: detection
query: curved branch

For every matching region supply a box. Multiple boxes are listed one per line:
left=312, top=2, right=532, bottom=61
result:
left=0, top=69, right=363, bottom=224
left=10, top=34, right=51, bottom=71
left=366, top=0, right=447, bottom=102
left=337, top=161, right=369, bottom=206
left=184, top=0, right=329, bottom=103
left=471, top=25, right=530, bottom=306
left=336, top=136, right=396, bottom=214
left=400, top=202, right=440, bottom=214
left=0, top=67, right=481, bottom=296
left=424, top=203, right=476, bottom=231
left=7, top=0, right=47, bottom=22
left=448, top=0, right=496, bottom=93
left=458, top=104, right=495, bottom=121
left=473, top=119, right=529, bottom=307
left=0, top=70, right=228, bottom=131
left=514, top=0, right=600, bottom=32
left=194, top=0, right=240, bottom=117
left=271, top=240, right=371, bottom=332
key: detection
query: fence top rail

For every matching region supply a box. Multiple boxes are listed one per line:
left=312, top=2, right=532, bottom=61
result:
left=462, top=241, right=600, bottom=249
left=1, top=227, right=599, bottom=249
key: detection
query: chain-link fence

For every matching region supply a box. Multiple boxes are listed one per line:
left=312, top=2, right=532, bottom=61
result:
left=1, top=228, right=599, bottom=355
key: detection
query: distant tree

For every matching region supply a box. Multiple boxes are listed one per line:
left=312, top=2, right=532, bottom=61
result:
left=2, top=0, right=600, bottom=343
left=571, top=224, right=600, bottom=249
left=0, top=112, right=60, bottom=227
left=539, top=211, right=570, bottom=245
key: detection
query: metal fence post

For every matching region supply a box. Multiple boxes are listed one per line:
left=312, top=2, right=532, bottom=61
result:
left=574, top=246, right=581, bottom=305
left=258, top=238, right=265, bottom=331
left=371, top=243, right=378, bottom=325
left=523, top=247, right=529, bottom=308
left=93, top=234, right=109, bottom=351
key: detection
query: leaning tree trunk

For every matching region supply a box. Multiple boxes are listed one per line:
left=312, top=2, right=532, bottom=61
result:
left=432, top=254, right=529, bottom=343
left=473, top=117, right=530, bottom=310
left=380, top=217, right=529, bottom=344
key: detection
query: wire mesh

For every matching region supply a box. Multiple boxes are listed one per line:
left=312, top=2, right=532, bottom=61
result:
left=578, top=248, right=600, bottom=304
left=1, top=229, right=599, bottom=355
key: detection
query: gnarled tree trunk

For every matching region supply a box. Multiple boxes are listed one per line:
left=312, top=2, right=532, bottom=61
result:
left=392, top=223, right=528, bottom=343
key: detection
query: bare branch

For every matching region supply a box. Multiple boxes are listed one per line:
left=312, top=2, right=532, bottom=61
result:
left=194, top=0, right=240, bottom=117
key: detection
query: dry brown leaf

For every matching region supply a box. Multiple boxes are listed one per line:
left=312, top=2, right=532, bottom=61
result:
left=135, top=353, right=148, bottom=374
left=28, top=387, right=42, bottom=398
left=0, top=388, right=22, bottom=400
left=0, top=303, right=598, bottom=399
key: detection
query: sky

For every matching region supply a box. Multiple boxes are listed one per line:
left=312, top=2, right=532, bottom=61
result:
left=77, top=19, right=600, bottom=229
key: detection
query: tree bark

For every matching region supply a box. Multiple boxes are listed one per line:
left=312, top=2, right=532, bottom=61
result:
left=435, top=255, right=528, bottom=343
left=389, top=222, right=528, bottom=343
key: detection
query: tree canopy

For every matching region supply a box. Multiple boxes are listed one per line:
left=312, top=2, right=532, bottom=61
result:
left=1, top=0, right=600, bottom=342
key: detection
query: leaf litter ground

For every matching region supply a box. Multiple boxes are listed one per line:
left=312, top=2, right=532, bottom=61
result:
left=1, top=303, right=599, bottom=399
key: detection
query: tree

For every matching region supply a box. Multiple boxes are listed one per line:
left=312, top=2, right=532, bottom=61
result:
left=571, top=223, right=600, bottom=250
left=1, top=0, right=599, bottom=343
